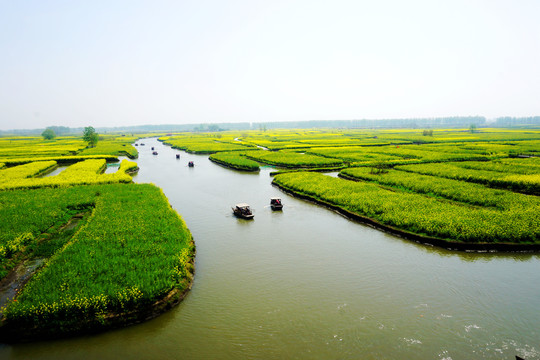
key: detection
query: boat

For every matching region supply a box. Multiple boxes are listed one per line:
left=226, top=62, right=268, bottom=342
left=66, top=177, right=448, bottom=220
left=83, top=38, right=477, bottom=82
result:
left=188, top=161, right=194, bottom=167
left=270, top=197, right=283, bottom=210
left=176, top=154, right=180, bottom=159
left=232, top=203, right=254, bottom=219
left=151, top=147, right=155, bottom=150
left=152, top=151, right=158, bottom=155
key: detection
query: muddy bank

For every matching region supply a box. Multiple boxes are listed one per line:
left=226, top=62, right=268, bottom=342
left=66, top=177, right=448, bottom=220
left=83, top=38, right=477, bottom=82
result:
left=272, top=181, right=540, bottom=253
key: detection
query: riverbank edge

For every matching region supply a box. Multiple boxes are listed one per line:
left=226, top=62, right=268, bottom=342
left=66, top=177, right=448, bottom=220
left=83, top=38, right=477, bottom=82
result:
left=0, top=241, right=196, bottom=343
left=272, top=181, right=540, bottom=252
left=208, top=157, right=260, bottom=172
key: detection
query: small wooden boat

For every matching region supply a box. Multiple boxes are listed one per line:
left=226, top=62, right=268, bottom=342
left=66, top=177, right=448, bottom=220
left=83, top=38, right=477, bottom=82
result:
left=135, top=143, right=139, bottom=146
left=140, top=143, right=145, bottom=146
left=152, top=151, right=158, bottom=155
left=176, top=154, right=180, bottom=159
left=188, top=161, right=194, bottom=167
left=151, top=147, right=155, bottom=150
left=270, top=197, right=283, bottom=210
left=232, top=203, right=254, bottom=219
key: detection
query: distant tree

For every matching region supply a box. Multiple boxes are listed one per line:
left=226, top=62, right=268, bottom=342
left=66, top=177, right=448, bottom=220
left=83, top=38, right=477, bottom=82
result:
left=83, top=126, right=99, bottom=147
left=469, top=124, right=477, bottom=133
left=41, top=128, right=56, bottom=140
left=422, top=129, right=433, bottom=136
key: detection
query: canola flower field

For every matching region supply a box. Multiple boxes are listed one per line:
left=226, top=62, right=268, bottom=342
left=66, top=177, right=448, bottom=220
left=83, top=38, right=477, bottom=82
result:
left=1, top=184, right=194, bottom=337
left=272, top=171, right=539, bottom=245
left=0, top=135, right=194, bottom=339
left=209, top=151, right=260, bottom=171
left=162, top=128, right=540, bottom=172
left=1, top=127, right=539, bottom=340
left=161, top=128, right=538, bottom=248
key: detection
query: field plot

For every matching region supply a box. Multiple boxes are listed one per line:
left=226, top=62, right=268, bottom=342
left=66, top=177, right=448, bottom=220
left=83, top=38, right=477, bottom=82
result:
left=273, top=172, right=540, bottom=246
left=238, top=128, right=540, bottom=248
left=0, top=161, right=57, bottom=183
left=0, top=135, right=138, bottom=164
left=0, top=184, right=194, bottom=338
left=0, top=132, right=199, bottom=340
left=244, top=150, right=344, bottom=168
left=395, top=160, right=540, bottom=195
left=78, top=135, right=139, bottom=158
left=209, top=151, right=260, bottom=171
left=161, top=134, right=255, bottom=154
left=340, top=166, right=537, bottom=210
left=0, top=159, right=138, bottom=191
left=0, top=137, right=86, bottom=159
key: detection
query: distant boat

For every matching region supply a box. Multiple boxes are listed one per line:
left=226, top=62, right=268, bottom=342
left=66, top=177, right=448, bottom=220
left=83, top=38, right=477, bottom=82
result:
left=140, top=143, right=145, bottom=146
left=232, top=203, right=254, bottom=219
left=151, top=147, right=155, bottom=150
left=176, top=154, right=180, bottom=159
left=152, top=151, right=158, bottom=155
left=135, top=144, right=139, bottom=146
left=270, top=197, right=283, bottom=210
left=188, top=161, right=194, bottom=167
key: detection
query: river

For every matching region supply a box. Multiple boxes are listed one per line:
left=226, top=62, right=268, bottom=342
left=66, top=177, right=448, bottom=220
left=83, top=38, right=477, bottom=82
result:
left=1, top=138, right=539, bottom=359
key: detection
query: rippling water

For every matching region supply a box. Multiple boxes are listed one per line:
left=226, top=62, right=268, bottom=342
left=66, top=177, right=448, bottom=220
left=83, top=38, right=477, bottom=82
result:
left=2, top=138, right=539, bottom=359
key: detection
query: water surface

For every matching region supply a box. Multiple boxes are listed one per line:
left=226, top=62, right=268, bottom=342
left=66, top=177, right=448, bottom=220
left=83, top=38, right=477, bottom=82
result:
left=2, top=138, right=539, bottom=359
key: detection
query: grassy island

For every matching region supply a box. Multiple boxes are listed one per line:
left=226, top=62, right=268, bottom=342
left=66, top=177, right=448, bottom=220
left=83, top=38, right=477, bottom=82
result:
left=209, top=151, right=260, bottom=171
left=0, top=184, right=194, bottom=341
left=273, top=171, right=539, bottom=250
left=0, top=136, right=194, bottom=341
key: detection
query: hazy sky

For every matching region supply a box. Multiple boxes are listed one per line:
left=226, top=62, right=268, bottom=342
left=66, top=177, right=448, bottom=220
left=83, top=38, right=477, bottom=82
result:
left=1, top=0, right=539, bottom=130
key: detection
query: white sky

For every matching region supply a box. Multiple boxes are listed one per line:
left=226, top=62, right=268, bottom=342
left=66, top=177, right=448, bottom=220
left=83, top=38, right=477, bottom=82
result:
left=1, top=0, right=539, bottom=130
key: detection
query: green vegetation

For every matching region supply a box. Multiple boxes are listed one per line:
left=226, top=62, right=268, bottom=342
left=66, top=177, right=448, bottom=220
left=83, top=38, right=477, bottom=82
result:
left=2, top=126, right=539, bottom=339
left=0, top=133, right=137, bottom=161
left=244, top=150, right=344, bottom=168
left=78, top=134, right=139, bottom=158
left=0, top=159, right=138, bottom=191
left=0, top=137, right=86, bottom=159
left=1, top=184, right=194, bottom=337
left=395, top=161, right=540, bottom=195
left=0, top=186, right=97, bottom=279
left=272, top=172, right=539, bottom=245
left=83, top=126, right=99, bottom=148
left=41, top=128, right=56, bottom=140
left=161, top=133, right=255, bottom=154
left=0, top=155, right=118, bottom=167
left=0, top=161, right=57, bottom=184
left=340, top=166, right=537, bottom=210
left=0, top=132, right=199, bottom=340
left=209, top=152, right=260, bottom=171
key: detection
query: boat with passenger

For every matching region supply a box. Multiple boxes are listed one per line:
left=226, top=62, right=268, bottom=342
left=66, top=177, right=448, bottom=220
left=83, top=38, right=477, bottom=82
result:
left=270, top=197, right=283, bottom=210
left=232, top=203, right=254, bottom=219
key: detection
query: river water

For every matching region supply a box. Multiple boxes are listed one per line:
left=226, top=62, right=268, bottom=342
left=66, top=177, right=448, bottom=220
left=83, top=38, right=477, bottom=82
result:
left=1, top=138, right=539, bottom=359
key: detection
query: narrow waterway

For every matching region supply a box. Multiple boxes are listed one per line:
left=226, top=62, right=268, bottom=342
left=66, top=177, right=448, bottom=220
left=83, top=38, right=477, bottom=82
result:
left=2, top=138, right=539, bottom=359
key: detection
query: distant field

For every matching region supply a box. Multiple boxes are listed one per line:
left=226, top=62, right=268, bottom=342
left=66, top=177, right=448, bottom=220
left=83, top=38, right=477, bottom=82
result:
left=1, top=127, right=539, bottom=340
